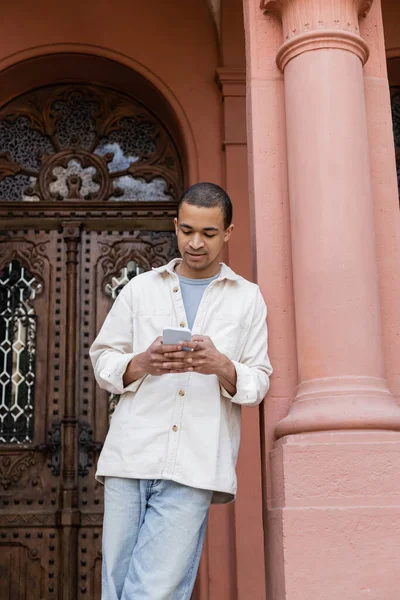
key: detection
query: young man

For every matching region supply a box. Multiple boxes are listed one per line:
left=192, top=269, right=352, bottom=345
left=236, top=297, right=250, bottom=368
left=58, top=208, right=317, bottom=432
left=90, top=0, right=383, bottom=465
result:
left=90, top=182, right=272, bottom=600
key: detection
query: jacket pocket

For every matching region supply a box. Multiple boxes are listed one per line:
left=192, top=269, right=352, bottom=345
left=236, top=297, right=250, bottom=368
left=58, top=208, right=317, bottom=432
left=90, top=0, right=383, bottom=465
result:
left=207, top=312, right=250, bottom=360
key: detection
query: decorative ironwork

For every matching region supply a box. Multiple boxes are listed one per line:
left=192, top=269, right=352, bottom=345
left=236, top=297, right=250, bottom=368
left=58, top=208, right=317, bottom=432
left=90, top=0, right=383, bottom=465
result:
left=37, top=422, right=62, bottom=477
left=0, top=260, right=40, bottom=443
left=104, top=260, right=144, bottom=300
left=0, top=85, right=182, bottom=202
left=78, top=422, right=102, bottom=477
left=391, top=87, right=400, bottom=198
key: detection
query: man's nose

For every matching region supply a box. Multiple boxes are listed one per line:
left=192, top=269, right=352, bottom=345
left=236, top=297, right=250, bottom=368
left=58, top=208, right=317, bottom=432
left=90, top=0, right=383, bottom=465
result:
left=189, top=234, right=204, bottom=249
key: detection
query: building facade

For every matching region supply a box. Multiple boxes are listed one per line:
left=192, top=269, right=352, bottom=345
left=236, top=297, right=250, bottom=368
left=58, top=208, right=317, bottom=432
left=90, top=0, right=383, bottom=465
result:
left=0, top=1, right=399, bottom=599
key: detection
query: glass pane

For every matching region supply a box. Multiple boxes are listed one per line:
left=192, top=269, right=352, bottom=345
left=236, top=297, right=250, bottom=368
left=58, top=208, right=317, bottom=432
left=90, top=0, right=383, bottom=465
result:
left=0, top=116, right=53, bottom=170
left=52, top=90, right=99, bottom=150
left=104, top=260, right=144, bottom=300
left=111, top=175, right=170, bottom=201
left=104, top=260, right=145, bottom=420
left=0, top=260, right=40, bottom=443
left=95, top=141, right=139, bottom=173
left=97, top=116, right=157, bottom=164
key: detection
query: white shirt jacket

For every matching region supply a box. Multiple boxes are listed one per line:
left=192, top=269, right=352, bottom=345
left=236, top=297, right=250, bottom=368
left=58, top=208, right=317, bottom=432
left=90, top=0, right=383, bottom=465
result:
left=90, top=259, right=272, bottom=504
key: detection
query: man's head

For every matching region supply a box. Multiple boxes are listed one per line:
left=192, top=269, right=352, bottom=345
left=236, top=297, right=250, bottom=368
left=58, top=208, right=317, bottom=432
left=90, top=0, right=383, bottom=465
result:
left=174, top=182, right=234, bottom=278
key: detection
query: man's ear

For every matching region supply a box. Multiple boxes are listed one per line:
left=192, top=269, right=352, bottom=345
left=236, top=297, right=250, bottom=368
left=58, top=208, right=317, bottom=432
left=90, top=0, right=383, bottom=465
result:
left=224, top=223, right=234, bottom=242
left=174, top=217, right=178, bottom=235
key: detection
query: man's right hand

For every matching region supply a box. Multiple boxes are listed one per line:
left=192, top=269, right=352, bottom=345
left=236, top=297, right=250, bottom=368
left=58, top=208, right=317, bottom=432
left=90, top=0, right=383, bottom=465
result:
left=123, top=336, right=191, bottom=386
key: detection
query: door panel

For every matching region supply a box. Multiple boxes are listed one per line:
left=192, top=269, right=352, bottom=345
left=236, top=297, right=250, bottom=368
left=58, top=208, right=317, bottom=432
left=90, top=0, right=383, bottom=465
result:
left=0, top=229, right=63, bottom=600
left=76, top=229, right=178, bottom=599
left=0, top=226, right=180, bottom=599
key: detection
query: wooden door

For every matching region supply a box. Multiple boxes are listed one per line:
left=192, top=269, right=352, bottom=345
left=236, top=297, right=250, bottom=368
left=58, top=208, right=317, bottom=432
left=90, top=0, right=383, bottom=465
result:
left=0, top=226, right=179, bottom=599
left=0, top=83, right=182, bottom=599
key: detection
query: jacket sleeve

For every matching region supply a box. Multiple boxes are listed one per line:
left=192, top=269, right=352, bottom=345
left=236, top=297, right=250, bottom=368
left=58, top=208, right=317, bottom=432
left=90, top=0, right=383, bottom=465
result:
left=89, top=284, right=146, bottom=395
left=221, top=287, right=273, bottom=407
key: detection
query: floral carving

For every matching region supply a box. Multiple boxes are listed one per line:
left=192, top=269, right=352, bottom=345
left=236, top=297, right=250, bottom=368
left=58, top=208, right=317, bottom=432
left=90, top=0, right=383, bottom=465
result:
left=0, top=452, right=36, bottom=490
left=98, top=232, right=179, bottom=290
left=0, top=238, right=49, bottom=284
left=0, top=85, right=182, bottom=203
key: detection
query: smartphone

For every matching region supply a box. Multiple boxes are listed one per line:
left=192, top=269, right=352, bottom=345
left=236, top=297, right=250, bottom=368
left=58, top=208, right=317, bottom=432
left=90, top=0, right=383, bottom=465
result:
left=163, top=327, right=192, bottom=349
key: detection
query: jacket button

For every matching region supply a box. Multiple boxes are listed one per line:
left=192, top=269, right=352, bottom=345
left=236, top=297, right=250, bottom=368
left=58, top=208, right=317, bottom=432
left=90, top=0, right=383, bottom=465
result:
left=173, top=287, right=179, bottom=293
left=172, top=425, right=179, bottom=432
left=178, top=389, right=185, bottom=396
left=179, top=321, right=186, bottom=328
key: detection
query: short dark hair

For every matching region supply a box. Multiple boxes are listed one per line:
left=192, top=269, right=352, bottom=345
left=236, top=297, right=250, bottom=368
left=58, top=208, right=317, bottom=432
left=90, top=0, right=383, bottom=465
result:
left=177, top=182, right=233, bottom=229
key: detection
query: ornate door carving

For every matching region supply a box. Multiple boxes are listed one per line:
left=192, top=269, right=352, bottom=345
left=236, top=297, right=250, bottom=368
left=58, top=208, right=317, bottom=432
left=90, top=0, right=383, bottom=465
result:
left=0, top=83, right=182, bottom=599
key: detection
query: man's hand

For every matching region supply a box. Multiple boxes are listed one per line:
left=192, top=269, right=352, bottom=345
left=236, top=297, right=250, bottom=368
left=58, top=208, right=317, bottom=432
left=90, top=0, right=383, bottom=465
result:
left=164, top=335, right=237, bottom=395
left=123, top=337, right=190, bottom=386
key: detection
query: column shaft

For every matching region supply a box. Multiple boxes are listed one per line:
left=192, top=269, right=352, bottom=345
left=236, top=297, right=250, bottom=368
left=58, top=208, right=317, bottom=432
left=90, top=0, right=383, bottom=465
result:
left=262, top=0, right=400, bottom=436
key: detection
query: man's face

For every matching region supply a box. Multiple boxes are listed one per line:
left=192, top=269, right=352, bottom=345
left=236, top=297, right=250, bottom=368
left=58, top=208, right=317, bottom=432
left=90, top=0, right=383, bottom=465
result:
left=174, top=202, right=234, bottom=278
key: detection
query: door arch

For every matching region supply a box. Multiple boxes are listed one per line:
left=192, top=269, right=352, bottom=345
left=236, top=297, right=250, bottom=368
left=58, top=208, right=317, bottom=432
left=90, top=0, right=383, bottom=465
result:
left=0, top=75, right=187, bottom=600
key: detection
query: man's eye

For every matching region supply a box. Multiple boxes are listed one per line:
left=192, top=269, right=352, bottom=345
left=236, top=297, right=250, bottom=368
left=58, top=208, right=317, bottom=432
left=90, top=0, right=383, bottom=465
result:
left=204, top=234, right=216, bottom=238
left=181, top=230, right=191, bottom=235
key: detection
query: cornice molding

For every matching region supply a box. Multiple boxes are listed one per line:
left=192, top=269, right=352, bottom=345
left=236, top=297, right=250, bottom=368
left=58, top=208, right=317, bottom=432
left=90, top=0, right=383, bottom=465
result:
left=261, top=0, right=373, bottom=69
left=216, top=67, right=246, bottom=84
left=216, top=67, right=246, bottom=97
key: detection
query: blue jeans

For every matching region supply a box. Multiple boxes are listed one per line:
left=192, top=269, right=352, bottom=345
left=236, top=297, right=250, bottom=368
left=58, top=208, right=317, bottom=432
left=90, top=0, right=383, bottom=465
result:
left=102, top=477, right=212, bottom=600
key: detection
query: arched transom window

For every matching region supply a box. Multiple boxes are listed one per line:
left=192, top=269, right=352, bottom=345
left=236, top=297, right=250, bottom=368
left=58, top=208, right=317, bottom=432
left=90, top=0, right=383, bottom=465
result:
left=0, top=85, right=182, bottom=203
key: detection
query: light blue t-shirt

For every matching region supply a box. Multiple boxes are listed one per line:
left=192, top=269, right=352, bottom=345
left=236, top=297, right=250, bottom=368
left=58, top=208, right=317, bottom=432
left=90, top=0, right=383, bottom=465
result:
left=177, top=272, right=220, bottom=330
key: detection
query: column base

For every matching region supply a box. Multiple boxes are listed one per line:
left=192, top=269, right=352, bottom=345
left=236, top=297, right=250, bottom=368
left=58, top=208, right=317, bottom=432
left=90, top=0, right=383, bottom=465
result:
left=276, top=376, right=400, bottom=438
left=268, top=430, right=400, bottom=600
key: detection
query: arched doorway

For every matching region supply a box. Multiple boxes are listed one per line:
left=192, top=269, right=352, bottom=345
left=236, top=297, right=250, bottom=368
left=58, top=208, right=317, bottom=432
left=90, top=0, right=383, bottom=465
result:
left=0, top=77, right=185, bottom=599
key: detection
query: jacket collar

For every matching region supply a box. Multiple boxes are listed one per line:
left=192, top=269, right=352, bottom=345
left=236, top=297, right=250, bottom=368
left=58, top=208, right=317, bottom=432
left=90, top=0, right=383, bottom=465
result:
left=152, top=258, right=241, bottom=281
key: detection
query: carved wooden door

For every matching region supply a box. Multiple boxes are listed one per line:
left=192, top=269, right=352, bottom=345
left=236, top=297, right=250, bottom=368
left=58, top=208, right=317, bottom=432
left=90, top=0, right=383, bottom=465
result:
left=0, top=84, right=182, bottom=599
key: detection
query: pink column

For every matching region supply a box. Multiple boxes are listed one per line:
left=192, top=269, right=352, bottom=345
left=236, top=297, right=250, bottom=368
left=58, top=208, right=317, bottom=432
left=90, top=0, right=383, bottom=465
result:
left=247, top=1, right=400, bottom=598
left=262, top=0, right=400, bottom=436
